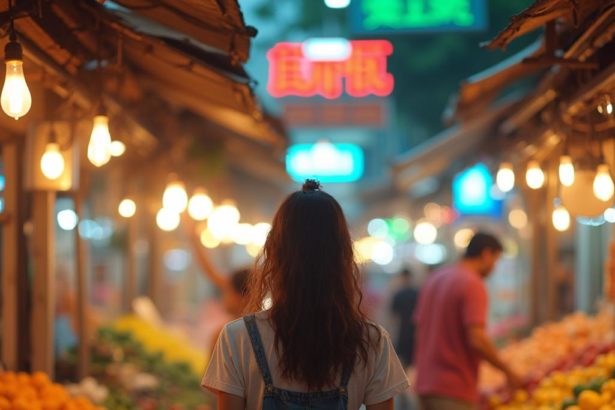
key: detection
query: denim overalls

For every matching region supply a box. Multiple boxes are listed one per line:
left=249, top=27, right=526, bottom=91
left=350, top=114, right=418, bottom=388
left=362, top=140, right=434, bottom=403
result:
left=244, top=315, right=352, bottom=410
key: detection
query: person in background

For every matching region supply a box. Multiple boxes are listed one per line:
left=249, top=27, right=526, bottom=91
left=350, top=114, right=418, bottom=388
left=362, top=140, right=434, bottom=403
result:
left=187, top=223, right=250, bottom=318
left=390, top=268, right=419, bottom=368
left=186, top=221, right=250, bottom=355
left=203, top=180, right=409, bottom=410
left=415, top=232, right=521, bottom=410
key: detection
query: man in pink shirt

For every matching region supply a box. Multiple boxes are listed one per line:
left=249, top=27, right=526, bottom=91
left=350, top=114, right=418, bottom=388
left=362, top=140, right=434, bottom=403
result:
left=415, top=232, right=521, bottom=410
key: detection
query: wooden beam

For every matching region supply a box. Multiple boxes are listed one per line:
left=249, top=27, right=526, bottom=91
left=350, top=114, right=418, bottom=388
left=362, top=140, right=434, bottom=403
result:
left=2, top=143, right=19, bottom=370
left=31, top=191, right=56, bottom=377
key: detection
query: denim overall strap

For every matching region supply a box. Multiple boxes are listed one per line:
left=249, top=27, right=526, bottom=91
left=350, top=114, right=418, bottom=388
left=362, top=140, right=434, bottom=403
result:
left=243, top=315, right=275, bottom=389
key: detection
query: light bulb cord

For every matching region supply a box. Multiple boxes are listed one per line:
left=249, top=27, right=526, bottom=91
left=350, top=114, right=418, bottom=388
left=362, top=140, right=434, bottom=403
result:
left=8, top=0, right=15, bottom=41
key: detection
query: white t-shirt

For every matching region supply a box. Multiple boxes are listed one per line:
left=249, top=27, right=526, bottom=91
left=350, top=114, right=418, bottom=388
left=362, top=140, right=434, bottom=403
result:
left=202, top=311, right=409, bottom=409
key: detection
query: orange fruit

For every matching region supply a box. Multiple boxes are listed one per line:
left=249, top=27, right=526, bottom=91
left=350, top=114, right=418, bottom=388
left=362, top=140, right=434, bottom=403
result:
left=579, top=390, right=604, bottom=410
left=31, top=373, right=50, bottom=390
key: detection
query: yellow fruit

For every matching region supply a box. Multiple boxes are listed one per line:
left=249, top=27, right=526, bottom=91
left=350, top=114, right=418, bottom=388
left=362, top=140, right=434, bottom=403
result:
left=514, top=389, right=529, bottom=403
left=580, top=390, right=604, bottom=410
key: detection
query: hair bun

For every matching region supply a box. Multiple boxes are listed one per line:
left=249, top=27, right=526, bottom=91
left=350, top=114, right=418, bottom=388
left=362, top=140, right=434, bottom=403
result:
left=302, top=179, right=321, bottom=192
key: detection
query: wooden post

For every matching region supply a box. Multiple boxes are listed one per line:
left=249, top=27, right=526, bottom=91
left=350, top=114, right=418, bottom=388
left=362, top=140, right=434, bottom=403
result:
left=2, top=143, right=19, bottom=370
left=147, top=211, right=162, bottom=309
left=124, top=216, right=138, bottom=311
left=526, top=185, right=547, bottom=326
left=31, top=191, right=55, bottom=377
left=74, top=193, right=89, bottom=379
left=545, top=159, right=559, bottom=320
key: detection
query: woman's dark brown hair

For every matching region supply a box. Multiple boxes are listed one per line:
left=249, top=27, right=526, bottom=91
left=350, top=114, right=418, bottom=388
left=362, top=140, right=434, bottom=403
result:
left=245, top=179, right=378, bottom=390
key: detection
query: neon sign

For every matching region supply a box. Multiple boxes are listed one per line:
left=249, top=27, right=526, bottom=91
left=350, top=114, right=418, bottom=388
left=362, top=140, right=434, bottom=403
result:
left=267, top=39, right=394, bottom=99
left=286, top=142, right=364, bottom=183
left=350, top=0, right=487, bottom=34
left=453, top=163, right=502, bottom=217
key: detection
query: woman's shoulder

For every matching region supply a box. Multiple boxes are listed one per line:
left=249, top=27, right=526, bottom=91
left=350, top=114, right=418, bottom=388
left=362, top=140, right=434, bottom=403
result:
left=221, top=312, right=270, bottom=340
left=220, top=316, right=249, bottom=342
left=365, top=320, right=390, bottom=341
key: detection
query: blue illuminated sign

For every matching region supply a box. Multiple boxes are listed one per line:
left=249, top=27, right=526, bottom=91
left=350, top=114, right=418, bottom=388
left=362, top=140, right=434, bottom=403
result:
left=453, top=163, right=502, bottom=217
left=286, top=142, right=364, bottom=183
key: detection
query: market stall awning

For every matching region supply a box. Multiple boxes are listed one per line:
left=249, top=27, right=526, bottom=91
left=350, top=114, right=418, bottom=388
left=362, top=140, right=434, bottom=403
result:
left=392, top=102, right=514, bottom=193
left=0, top=0, right=286, bottom=148
left=110, top=0, right=255, bottom=63
left=450, top=40, right=544, bottom=122
left=483, top=0, right=609, bottom=50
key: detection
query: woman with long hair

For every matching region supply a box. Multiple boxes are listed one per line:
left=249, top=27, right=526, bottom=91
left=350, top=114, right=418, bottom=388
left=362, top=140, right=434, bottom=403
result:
left=203, top=180, right=408, bottom=410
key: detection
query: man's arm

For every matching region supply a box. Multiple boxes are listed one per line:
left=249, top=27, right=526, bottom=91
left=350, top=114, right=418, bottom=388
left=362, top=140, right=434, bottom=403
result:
left=467, top=324, right=522, bottom=388
left=216, top=391, right=245, bottom=410
left=367, top=399, right=394, bottom=410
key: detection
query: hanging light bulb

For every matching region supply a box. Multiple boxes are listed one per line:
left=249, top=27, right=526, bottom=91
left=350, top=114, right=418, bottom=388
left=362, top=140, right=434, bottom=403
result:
left=118, top=198, right=136, bottom=218
left=162, top=177, right=188, bottom=213
left=40, top=142, right=64, bottom=180
left=188, top=189, right=214, bottom=221
left=40, top=127, right=64, bottom=180
left=597, top=95, right=614, bottom=116
left=156, top=208, right=180, bottom=231
left=558, top=155, right=575, bottom=187
left=1, top=31, right=31, bottom=120
left=525, top=160, right=545, bottom=189
left=552, top=203, right=571, bottom=232
left=109, top=141, right=126, bottom=157
left=87, top=114, right=112, bottom=167
left=207, top=201, right=241, bottom=240
left=593, top=163, right=614, bottom=202
left=496, top=162, right=515, bottom=193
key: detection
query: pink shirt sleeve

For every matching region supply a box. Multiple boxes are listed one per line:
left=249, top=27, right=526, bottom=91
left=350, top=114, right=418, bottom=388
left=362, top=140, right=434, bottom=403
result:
left=461, top=278, right=487, bottom=326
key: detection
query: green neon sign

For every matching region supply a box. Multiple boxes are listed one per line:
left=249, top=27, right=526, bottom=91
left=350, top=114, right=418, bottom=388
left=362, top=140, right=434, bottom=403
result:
left=350, top=0, right=487, bottom=34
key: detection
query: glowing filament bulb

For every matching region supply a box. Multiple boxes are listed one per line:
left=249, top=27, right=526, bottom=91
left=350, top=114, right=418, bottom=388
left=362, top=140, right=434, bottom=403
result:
left=188, top=189, right=214, bottom=221
left=40, top=143, right=64, bottom=180
left=593, top=164, right=614, bottom=202
left=526, top=160, right=545, bottom=189
left=87, top=115, right=112, bottom=167
left=558, top=155, right=575, bottom=187
left=162, top=179, right=188, bottom=213
left=1, top=40, right=31, bottom=120
left=118, top=198, right=136, bottom=218
left=552, top=204, right=571, bottom=232
left=496, top=162, right=515, bottom=193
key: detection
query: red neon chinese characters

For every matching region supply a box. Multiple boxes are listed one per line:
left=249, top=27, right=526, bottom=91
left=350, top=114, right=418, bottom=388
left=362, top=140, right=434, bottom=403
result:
left=267, top=40, right=394, bottom=99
